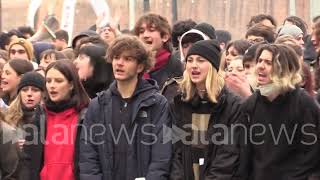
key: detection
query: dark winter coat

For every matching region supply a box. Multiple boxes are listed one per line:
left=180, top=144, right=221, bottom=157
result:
left=240, top=88, right=320, bottom=180
left=161, top=77, right=181, bottom=104
left=79, top=79, right=172, bottom=180
left=150, top=53, right=183, bottom=89
left=169, top=88, right=244, bottom=180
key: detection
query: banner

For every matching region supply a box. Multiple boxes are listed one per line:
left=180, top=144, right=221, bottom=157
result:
left=26, top=0, right=43, bottom=28
left=61, top=0, right=77, bottom=46
left=89, top=0, right=110, bottom=28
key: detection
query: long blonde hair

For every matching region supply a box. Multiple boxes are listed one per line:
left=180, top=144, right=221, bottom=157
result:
left=179, top=63, right=225, bottom=103
left=2, top=94, right=23, bottom=126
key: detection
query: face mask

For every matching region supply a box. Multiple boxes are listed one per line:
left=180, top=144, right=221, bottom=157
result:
left=258, top=83, right=281, bottom=97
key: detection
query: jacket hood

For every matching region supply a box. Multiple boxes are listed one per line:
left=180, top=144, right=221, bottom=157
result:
left=179, top=29, right=210, bottom=62
left=109, top=78, right=159, bottom=99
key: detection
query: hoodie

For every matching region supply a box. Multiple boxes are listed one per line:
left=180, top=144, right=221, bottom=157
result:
left=178, top=22, right=216, bottom=62
left=178, top=29, right=210, bottom=62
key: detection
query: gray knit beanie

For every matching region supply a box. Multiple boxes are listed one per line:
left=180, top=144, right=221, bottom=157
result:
left=278, top=24, right=303, bottom=39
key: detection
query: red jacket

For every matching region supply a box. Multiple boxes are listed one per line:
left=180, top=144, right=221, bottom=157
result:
left=40, top=107, right=79, bottom=180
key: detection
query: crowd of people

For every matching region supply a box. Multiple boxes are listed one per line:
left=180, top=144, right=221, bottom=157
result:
left=0, top=11, right=320, bottom=180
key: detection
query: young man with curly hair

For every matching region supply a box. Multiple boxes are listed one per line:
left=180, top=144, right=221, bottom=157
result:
left=79, top=35, right=171, bottom=180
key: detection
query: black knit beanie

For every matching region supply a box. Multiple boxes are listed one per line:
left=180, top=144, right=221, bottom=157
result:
left=17, top=72, right=45, bottom=93
left=194, top=22, right=216, bottom=39
left=79, top=44, right=106, bottom=64
left=186, top=40, right=221, bottom=70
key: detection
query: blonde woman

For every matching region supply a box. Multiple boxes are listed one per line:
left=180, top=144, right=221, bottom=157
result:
left=223, top=40, right=253, bottom=98
left=4, top=72, right=45, bottom=128
left=170, top=40, right=243, bottom=180
left=242, top=44, right=320, bottom=180
left=0, top=72, right=45, bottom=180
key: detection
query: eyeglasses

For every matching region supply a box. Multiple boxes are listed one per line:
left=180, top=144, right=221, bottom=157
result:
left=10, top=49, right=26, bottom=55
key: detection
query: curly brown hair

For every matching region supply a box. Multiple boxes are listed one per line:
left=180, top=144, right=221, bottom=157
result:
left=134, top=13, right=172, bottom=52
left=107, top=35, right=154, bottom=75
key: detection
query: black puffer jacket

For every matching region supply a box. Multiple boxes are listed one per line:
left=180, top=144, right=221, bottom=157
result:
left=169, top=87, right=243, bottom=180
left=79, top=79, right=172, bottom=180
left=240, top=88, right=320, bottom=180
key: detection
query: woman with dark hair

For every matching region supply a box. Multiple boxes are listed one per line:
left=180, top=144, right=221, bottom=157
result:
left=24, top=60, right=90, bottom=180
left=1, top=59, right=34, bottom=106
left=39, top=49, right=67, bottom=70
left=74, top=44, right=113, bottom=98
left=73, top=36, right=107, bottom=57
left=225, top=39, right=251, bottom=68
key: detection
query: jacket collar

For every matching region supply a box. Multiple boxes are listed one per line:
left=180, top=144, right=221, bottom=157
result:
left=98, top=78, right=159, bottom=105
left=97, top=79, right=160, bottom=124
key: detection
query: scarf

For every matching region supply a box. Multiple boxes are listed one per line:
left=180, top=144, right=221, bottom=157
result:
left=45, top=98, right=77, bottom=113
left=143, top=49, right=171, bottom=79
